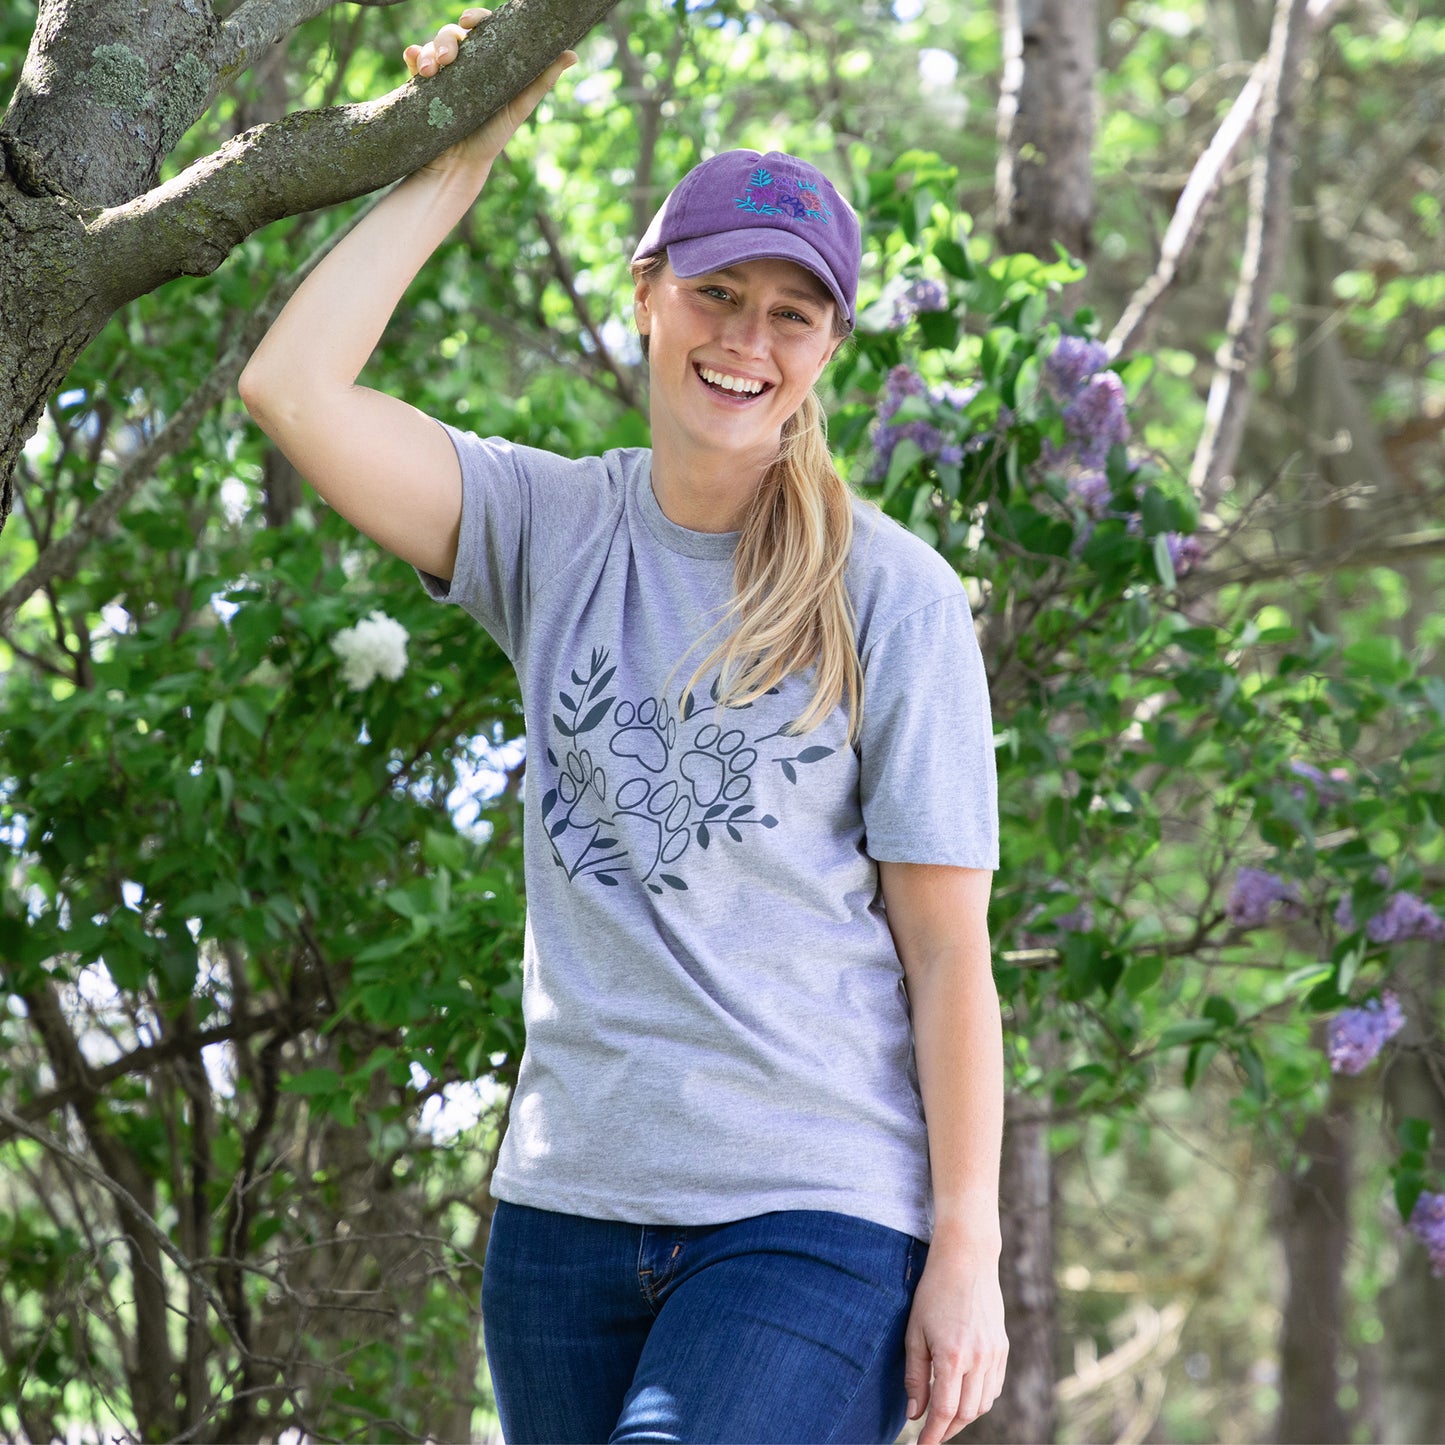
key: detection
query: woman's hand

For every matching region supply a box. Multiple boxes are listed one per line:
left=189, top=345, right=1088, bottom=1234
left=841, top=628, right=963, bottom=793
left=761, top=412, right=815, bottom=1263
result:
left=404, top=8, right=575, bottom=183
left=903, top=1243, right=1008, bottom=1443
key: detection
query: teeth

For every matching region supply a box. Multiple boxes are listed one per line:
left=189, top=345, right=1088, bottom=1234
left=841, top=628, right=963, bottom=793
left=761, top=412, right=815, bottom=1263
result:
left=700, top=367, right=765, bottom=395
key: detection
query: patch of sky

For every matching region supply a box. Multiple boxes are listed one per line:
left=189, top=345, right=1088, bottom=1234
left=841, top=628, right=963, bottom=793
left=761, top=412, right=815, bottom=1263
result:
left=600, top=314, right=644, bottom=366
left=211, top=592, right=240, bottom=624
left=448, top=730, right=526, bottom=842
left=411, top=1060, right=506, bottom=1141
left=99, top=601, right=132, bottom=637
left=572, top=71, right=612, bottom=106
left=220, top=476, right=250, bottom=524
left=918, top=47, right=958, bottom=87
left=1133, top=3, right=1197, bottom=38
left=893, top=0, right=926, bottom=19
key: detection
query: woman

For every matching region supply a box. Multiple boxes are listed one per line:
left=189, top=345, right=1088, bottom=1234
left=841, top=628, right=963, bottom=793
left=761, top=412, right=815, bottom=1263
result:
left=239, top=11, right=1007, bottom=1443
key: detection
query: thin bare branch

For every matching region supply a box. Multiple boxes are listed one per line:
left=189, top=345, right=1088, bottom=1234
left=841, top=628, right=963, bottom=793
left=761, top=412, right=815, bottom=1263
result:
left=1188, top=0, right=1315, bottom=509
left=1108, top=0, right=1350, bottom=360
left=0, top=1104, right=251, bottom=1362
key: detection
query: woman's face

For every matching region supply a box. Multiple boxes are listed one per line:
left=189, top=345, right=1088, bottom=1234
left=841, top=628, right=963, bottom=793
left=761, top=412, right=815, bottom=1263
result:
left=633, top=257, right=842, bottom=468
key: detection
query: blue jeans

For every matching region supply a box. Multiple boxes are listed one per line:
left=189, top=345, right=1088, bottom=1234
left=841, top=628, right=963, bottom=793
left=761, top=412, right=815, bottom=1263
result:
left=481, top=1200, right=929, bottom=1444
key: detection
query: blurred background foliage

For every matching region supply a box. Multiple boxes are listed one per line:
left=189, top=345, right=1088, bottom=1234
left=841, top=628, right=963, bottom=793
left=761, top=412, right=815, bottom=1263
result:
left=1, top=0, right=1444, bottom=1440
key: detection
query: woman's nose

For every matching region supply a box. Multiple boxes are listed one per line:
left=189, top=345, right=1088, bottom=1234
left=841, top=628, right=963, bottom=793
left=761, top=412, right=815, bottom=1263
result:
left=721, top=305, right=768, bottom=356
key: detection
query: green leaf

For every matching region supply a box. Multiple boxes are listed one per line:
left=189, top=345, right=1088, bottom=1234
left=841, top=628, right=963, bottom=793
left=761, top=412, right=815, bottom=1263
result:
left=1158, top=1019, right=1219, bottom=1049
left=885, top=438, right=924, bottom=497
left=1398, top=1116, right=1434, bottom=1153
left=282, top=1068, right=344, bottom=1097
left=204, top=700, right=226, bottom=756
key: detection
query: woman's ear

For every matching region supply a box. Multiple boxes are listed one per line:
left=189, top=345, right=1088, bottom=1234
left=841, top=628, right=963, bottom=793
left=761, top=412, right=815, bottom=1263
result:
left=633, top=277, right=653, bottom=337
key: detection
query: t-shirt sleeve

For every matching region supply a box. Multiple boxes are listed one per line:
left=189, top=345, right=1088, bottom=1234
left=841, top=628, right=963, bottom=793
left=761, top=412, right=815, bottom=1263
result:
left=859, top=592, right=1000, bottom=869
left=416, top=422, right=628, bottom=660
left=413, top=424, right=535, bottom=658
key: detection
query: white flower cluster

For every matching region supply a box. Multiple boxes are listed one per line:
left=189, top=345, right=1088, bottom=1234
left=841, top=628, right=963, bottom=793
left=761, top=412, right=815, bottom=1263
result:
left=331, top=610, right=409, bottom=690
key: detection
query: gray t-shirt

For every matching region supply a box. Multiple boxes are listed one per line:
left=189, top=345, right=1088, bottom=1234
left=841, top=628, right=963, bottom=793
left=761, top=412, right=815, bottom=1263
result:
left=416, top=424, right=998, bottom=1242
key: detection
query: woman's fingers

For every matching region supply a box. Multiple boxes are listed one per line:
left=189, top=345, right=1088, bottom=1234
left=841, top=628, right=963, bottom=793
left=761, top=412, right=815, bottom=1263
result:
left=405, top=10, right=492, bottom=78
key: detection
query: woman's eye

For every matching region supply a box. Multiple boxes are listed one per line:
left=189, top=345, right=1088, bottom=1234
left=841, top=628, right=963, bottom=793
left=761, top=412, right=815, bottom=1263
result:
left=701, top=286, right=731, bottom=300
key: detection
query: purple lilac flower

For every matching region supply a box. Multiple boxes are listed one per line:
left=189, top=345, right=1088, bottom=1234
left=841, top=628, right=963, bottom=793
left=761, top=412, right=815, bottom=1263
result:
left=1335, top=890, right=1445, bottom=944
left=1066, top=471, right=1111, bottom=518
left=1289, top=760, right=1349, bottom=805
left=1166, top=533, right=1203, bottom=576
left=1020, top=884, right=1093, bottom=943
left=1045, top=336, right=1111, bottom=401
left=1407, top=1191, right=1445, bottom=1278
left=875, top=364, right=928, bottom=423
left=1327, top=991, right=1406, bottom=1076
left=1226, top=868, right=1303, bottom=930
left=1062, top=372, right=1131, bottom=467
left=883, top=277, right=950, bottom=328
left=870, top=368, right=982, bottom=481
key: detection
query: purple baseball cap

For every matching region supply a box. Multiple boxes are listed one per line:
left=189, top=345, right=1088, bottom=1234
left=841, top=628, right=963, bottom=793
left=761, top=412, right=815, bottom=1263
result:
left=632, top=150, right=861, bottom=329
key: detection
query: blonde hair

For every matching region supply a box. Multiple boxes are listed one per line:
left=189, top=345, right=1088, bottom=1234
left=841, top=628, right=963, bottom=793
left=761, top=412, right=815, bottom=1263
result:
left=632, top=256, right=865, bottom=746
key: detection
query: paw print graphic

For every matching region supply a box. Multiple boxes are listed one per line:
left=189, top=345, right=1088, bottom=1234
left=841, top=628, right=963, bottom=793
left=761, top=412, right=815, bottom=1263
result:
left=679, top=723, right=757, bottom=808
left=609, top=696, right=677, bottom=775
left=614, top=776, right=692, bottom=891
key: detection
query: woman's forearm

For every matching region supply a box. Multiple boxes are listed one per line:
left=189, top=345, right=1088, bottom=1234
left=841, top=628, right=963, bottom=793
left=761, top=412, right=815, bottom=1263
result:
left=240, top=163, right=491, bottom=402
left=908, top=944, right=1005, bottom=1254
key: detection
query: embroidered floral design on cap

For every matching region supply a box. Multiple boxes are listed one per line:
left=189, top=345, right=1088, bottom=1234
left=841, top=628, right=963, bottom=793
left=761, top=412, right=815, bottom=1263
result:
left=734, top=167, right=833, bottom=224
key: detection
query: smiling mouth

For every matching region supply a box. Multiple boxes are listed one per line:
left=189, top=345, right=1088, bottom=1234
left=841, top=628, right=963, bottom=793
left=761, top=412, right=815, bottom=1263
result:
left=694, top=363, right=773, bottom=399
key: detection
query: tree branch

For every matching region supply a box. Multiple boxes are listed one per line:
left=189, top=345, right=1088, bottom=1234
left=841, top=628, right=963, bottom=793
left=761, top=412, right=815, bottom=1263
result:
left=1187, top=0, right=1315, bottom=508
left=1201, top=528, right=1445, bottom=588
left=1108, top=0, right=1349, bottom=361
left=0, top=999, right=322, bottom=1147
left=530, top=201, right=645, bottom=413
left=87, top=0, right=622, bottom=308
left=0, top=1102, right=254, bottom=1364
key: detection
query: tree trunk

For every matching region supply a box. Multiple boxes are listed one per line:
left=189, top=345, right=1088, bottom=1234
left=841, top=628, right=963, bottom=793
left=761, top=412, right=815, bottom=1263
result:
left=994, top=0, right=1096, bottom=267
left=966, top=5, right=1098, bottom=1439
left=1272, top=1050, right=1354, bottom=1444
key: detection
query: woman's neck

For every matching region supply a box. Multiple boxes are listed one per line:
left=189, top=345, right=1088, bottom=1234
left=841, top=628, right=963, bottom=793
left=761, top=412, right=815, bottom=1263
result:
left=648, top=430, right=778, bottom=534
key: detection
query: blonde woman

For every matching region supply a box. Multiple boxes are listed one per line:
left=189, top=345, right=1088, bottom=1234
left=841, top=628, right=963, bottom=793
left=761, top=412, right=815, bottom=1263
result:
left=239, top=11, right=1007, bottom=1443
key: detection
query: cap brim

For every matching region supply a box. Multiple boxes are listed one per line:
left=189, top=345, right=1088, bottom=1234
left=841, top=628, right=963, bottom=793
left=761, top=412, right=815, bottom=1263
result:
left=666, top=230, right=854, bottom=329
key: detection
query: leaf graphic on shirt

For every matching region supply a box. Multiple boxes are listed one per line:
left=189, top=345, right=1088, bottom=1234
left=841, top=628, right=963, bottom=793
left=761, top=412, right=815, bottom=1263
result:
left=595, top=873, right=619, bottom=886
left=542, top=788, right=558, bottom=819
left=589, top=665, right=617, bottom=699
left=554, top=713, right=575, bottom=738
left=697, top=824, right=711, bottom=849
left=659, top=874, right=688, bottom=890
left=576, top=696, right=615, bottom=734
left=560, top=691, right=578, bottom=711
left=797, top=746, right=835, bottom=763
left=781, top=760, right=797, bottom=783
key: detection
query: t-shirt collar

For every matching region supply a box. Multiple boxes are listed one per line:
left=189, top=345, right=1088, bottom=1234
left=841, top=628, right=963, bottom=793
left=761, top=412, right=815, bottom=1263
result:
left=635, top=460, right=741, bottom=560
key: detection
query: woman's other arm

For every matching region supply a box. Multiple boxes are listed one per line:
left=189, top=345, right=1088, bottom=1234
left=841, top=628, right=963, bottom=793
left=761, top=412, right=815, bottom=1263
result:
left=879, top=860, right=1007, bottom=1443
left=238, top=10, right=575, bottom=581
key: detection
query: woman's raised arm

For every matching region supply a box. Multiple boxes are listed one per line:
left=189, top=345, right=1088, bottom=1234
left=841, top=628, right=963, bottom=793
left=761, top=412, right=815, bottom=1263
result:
left=238, top=9, right=574, bottom=582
